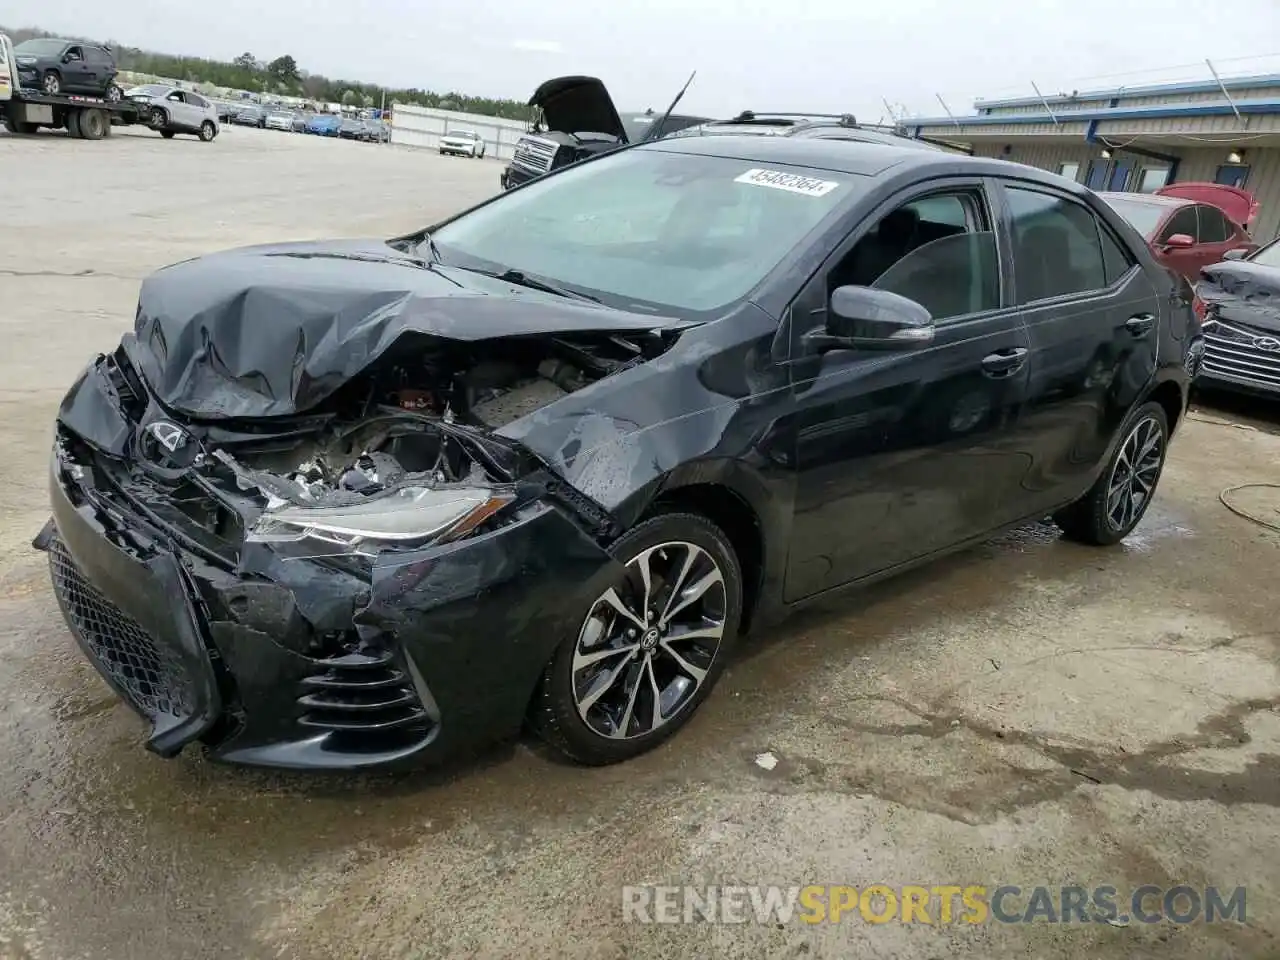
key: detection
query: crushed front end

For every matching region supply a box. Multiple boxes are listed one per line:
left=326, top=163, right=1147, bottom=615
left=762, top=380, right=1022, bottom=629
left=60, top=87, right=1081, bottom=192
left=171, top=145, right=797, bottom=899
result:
left=38, top=335, right=634, bottom=770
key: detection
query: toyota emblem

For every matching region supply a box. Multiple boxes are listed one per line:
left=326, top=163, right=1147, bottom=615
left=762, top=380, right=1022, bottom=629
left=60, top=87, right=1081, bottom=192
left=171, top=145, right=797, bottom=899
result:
left=145, top=420, right=189, bottom=453
left=1254, top=336, right=1280, bottom=352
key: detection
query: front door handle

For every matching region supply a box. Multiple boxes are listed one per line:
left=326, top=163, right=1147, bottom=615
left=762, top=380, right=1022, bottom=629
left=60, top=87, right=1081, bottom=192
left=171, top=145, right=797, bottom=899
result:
left=981, top=347, right=1028, bottom=378
left=1125, top=313, right=1155, bottom=337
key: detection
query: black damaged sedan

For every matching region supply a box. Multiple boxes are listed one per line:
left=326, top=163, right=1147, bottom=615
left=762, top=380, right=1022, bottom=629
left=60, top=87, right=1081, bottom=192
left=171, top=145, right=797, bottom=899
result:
left=38, top=136, right=1200, bottom=771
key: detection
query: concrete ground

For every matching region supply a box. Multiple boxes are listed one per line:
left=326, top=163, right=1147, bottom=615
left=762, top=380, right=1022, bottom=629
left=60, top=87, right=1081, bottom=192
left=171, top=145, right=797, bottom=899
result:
left=1, top=122, right=1279, bottom=960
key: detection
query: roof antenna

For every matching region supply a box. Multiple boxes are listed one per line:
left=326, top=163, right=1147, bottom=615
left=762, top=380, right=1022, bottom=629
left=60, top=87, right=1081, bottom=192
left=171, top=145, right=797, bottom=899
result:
left=648, top=70, right=696, bottom=141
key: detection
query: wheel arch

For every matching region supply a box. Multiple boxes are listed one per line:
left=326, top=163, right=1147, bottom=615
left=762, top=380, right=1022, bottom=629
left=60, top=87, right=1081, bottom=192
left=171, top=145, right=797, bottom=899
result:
left=1145, top=377, right=1185, bottom=435
left=617, top=458, right=787, bottom=635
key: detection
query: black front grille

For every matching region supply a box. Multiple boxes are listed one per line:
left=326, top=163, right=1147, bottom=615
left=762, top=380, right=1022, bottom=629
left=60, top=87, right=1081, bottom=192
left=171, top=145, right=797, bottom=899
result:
left=298, top=650, right=431, bottom=737
left=49, top=538, right=196, bottom=720
left=510, top=135, right=559, bottom=176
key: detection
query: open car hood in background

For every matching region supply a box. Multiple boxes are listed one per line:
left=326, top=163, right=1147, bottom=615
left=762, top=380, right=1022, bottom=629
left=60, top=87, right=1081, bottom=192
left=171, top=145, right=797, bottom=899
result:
left=529, top=76, right=628, bottom=142
left=1156, top=182, right=1259, bottom=228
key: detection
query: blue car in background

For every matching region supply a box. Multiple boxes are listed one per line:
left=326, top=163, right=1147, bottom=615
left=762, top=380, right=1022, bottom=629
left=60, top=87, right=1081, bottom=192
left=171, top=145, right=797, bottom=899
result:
left=306, top=114, right=342, bottom=136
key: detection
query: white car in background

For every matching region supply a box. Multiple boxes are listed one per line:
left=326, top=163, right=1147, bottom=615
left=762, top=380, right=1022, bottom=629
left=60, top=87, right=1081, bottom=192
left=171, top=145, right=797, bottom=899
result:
left=439, top=129, right=485, bottom=158
left=264, top=110, right=294, bottom=132
left=126, top=83, right=219, bottom=142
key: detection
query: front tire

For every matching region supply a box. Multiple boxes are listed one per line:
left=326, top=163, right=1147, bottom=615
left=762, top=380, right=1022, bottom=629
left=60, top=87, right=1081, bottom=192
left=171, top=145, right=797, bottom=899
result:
left=42, top=70, right=61, bottom=95
left=529, top=512, right=742, bottom=765
left=1054, top=401, right=1169, bottom=546
left=161, top=129, right=175, bottom=139
left=148, top=108, right=168, bottom=131
left=199, top=121, right=216, bottom=142
left=104, top=83, right=122, bottom=103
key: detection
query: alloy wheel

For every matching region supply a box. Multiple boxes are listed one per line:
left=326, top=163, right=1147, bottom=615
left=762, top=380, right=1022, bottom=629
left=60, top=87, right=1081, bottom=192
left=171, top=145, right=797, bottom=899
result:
left=572, top=541, right=727, bottom=740
left=1105, top=415, right=1164, bottom=532
left=43, top=73, right=60, bottom=95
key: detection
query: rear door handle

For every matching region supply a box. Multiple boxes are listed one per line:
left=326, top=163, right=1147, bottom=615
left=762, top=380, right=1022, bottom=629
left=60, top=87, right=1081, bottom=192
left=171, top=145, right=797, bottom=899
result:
left=981, top=347, right=1028, bottom=378
left=1126, top=313, right=1155, bottom=336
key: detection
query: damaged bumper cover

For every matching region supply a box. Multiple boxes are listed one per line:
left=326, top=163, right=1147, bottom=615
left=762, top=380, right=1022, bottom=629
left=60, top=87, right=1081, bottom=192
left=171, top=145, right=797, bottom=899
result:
left=40, top=363, right=625, bottom=771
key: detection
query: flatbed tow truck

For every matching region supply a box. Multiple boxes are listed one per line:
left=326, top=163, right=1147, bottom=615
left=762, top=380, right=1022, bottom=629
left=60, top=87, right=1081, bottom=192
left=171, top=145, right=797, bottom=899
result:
left=1, top=32, right=142, bottom=139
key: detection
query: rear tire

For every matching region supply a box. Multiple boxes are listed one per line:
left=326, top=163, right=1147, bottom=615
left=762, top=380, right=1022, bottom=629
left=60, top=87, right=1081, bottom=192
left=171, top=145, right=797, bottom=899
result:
left=199, top=121, right=216, bottom=142
left=1054, top=401, right=1169, bottom=546
left=529, top=511, right=743, bottom=765
left=161, top=130, right=175, bottom=139
left=78, top=108, right=108, bottom=140
left=65, top=110, right=83, bottom=138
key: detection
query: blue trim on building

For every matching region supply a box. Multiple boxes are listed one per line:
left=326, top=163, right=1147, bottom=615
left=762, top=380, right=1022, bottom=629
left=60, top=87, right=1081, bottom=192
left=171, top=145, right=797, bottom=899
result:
left=1085, top=119, right=1098, bottom=142
left=910, top=96, right=1280, bottom=128
left=973, top=71, right=1280, bottom=110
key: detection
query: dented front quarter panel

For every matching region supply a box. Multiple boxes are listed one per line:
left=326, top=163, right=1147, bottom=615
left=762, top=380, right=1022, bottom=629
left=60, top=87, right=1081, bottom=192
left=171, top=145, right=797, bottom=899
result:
left=497, top=302, right=797, bottom=605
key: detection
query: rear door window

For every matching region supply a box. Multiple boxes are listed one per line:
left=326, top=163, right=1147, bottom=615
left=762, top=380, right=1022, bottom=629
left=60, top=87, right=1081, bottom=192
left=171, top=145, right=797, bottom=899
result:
left=1100, top=227, right=1136, bottom=285
left=1004, top=186, right=1108, bottom=302
left=1196, top=205, right=1231, bottom=243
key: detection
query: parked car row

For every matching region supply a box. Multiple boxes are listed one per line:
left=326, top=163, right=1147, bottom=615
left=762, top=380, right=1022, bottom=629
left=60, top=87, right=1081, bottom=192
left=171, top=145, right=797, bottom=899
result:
left=209, top=101, right=389, bottom=142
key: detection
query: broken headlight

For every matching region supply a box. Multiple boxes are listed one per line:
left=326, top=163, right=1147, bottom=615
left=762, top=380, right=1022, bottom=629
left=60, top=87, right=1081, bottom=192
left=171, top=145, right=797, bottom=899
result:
left=247, top=485, right=513, bottom=557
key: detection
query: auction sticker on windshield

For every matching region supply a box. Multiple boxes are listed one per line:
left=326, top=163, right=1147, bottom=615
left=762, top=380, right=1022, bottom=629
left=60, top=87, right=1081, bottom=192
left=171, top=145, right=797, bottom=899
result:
left=734, top=168, right=841, bottom=197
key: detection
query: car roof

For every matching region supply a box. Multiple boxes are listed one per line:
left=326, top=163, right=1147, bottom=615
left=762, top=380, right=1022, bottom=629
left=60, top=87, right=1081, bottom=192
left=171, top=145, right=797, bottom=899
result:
left=1098, top=191, right=1190, bottom=209
left=643, top=134, right=1081, bottom=188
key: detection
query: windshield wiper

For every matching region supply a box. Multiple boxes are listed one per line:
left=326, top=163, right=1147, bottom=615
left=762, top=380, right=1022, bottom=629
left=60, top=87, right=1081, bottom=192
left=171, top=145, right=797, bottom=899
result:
left=473, top=267, right=601, bottom=303
left=417, top=231, right=443, bottom=264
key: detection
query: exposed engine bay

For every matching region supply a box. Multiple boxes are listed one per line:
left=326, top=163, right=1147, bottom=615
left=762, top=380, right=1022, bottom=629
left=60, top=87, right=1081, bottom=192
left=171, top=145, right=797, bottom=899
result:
left=170, top=330, right=662, bottom=528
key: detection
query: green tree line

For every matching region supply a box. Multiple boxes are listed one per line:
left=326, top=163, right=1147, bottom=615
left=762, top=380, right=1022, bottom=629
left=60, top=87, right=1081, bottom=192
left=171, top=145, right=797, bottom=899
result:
left=2, top=24, right=534, bottom=120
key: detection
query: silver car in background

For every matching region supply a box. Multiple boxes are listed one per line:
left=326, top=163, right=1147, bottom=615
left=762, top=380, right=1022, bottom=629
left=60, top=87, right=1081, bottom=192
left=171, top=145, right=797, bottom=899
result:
left=126, top=84, right=220, bottom=142
left=264, top=110, right=295, bottom=132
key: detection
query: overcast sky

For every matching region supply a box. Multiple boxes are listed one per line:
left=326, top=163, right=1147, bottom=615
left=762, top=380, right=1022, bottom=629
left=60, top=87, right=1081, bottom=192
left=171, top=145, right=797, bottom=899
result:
left=11, top=0, right=1280, bottom=121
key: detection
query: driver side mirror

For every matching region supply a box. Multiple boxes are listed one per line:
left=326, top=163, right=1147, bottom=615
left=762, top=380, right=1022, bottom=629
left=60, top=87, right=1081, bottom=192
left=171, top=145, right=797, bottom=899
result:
left=806, top=286, right=935, bottom=353
left=1163, top=233, right=1195, bottom=250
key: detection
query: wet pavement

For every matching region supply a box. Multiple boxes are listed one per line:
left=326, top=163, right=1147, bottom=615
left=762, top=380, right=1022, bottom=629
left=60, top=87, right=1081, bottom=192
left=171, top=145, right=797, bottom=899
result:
left=2, top=126, right=1280, bottom=960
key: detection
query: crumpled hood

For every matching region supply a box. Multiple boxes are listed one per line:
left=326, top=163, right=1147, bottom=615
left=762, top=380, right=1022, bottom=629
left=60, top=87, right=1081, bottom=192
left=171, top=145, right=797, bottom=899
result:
left=129, top=238, right=687, bottom=419
left=1198, top=259, right=1280, bottom=331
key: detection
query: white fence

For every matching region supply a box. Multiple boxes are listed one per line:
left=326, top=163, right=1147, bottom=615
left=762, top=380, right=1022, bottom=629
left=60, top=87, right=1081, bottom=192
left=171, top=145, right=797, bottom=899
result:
left=389, top=103, right=529, bottom=161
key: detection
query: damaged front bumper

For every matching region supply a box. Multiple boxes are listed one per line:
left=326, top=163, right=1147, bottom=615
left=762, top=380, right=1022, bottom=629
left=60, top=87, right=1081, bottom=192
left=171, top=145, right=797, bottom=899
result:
left=40, top=430, right=624, bottom=772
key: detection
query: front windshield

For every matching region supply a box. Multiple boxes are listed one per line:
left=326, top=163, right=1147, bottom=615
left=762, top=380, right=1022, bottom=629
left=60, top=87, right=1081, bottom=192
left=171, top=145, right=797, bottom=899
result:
left=15, top=39, right=66, bottom=56
left=1253, top=240, right=1280, bottom=269
left=431, top=148, right=857, bottom=314
left=1101, top=197, right=1168, bottom=238
left=450, top=131, right=476, bottom=139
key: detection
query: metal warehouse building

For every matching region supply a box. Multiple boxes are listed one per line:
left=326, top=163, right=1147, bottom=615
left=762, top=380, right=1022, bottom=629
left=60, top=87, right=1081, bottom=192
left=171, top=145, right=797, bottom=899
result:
left=908, top=73, right=1280, bottom=242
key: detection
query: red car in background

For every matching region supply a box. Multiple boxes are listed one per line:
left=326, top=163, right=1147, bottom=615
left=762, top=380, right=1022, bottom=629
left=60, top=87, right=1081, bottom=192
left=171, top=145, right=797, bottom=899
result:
left=1097, top=185, right=1257, bottom=286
